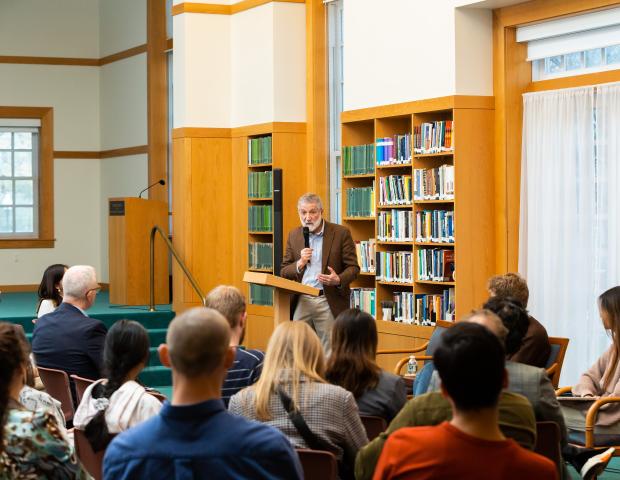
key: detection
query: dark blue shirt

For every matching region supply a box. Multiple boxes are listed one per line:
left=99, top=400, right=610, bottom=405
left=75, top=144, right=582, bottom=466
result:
left=222, top=347, right=264, bottom=407
left=103, top=399, right=303, bottom=480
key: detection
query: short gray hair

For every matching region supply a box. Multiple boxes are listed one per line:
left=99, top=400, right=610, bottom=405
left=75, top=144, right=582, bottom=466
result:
left=462, top=309, right=509, bottom=345
left=62, top=265, right=97, bottom=299
left=297, top=193, right=323, bottom=211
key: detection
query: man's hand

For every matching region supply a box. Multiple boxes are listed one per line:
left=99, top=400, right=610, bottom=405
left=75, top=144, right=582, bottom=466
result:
left=318, top=266, right=341, bottom=287
left=297, top=247, right=313, bottom=270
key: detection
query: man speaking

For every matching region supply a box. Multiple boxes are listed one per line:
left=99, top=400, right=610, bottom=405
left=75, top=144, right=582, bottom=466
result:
left=281, top=193, right=359, bottom=351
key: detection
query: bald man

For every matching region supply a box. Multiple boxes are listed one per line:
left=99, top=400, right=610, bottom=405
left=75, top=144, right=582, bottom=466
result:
left=103, top=307, right=302, bottom=480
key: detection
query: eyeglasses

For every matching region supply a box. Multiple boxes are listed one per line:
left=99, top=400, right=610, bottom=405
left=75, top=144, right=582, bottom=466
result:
left=86, top=286, right=101, bottom=295
left=299, top=209, right=321, bottom=217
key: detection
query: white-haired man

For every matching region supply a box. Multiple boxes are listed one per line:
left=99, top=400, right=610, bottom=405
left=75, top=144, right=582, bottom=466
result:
left=32, top=265, right=107, bottom=403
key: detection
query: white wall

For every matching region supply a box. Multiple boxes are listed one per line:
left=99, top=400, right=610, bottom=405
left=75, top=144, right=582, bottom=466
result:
left=100, top=0, right=147, bottom=56
left=455, top=7, right=493, bottom=96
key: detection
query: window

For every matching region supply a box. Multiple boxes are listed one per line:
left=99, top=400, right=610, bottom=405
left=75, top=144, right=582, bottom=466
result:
left=0, top=107, right=54, bottom=248
left=327, top=0, right=343, bottom=223
left=0, top=126, right=39, bottom=237
left=533, top=45, right=620, bottom=81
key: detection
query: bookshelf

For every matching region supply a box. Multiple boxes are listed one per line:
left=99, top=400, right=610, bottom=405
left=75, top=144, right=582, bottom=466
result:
left=341, top=96, right=494, bottom=370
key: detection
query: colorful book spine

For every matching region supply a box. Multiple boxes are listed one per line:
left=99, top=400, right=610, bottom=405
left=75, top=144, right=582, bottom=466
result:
left=355, top=239, right=376, bottom=273
left=343, top=143, right=375, bottom=175
left=377, top=210, right=413, bottom=242
left=414, top=289, right=455, bottom=325
left=413, top=121, right=454, bottom=154
left=350, top=288, right=376, bottom=317
left=378, top=175, right=412, bottom=206
left=248, top=242, right=274, bottom=270
left=413, top=165, right=454, bottom=200
left=416, top=248, right=455, bottom=282
left=376, top=134, right=412, bottom=166
left=415, top=210, right=454, bottom=243
left=376, top=251, right=413, bottom=283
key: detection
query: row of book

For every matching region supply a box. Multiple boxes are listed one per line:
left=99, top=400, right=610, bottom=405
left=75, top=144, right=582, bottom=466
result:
left=416, top=210, right=455, bottom=243
left=376, top=251, right=413, bottom=283
left=413, top=165, right=455, bottom=200
left=345, top=185, right=375, bottom=218
left=343, top=144, right=375, bottom=176
left=377, top=210, right=413, bottom=242
left=248, top=136, right=272, bottom=165
left=376, top=134, right=412, bottom=165
left=417, top=248, right=455, bottom=282
left=250, top=284, right=273, bottom=306
left=415, top=289, right=455, bottom=324
left=413, top=121, right=454, bottom=154
left=248, top=242, right=273, bottom=270
left=350, top=288, right=376, bottom=317
left=378, top=175, right=412, bottom=206
left=248, top=171, right=273, bottom=198
left=355, top=239, right=376, bottom=273
left=248, top=205, right=272, bottom=232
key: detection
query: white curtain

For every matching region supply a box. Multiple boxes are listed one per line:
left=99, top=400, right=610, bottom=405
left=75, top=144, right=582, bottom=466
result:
left=520, top=85, right=620, bottom=386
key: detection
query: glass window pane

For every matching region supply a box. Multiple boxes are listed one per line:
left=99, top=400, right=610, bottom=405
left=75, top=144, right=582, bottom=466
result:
left=14, top=151, right=32, bottom=177
left=15, top=180, right=33, bottom=205
left=545, top=55, right=564, bottom=73
left=0, top=180, right=13, bottom=205
left=14, top=132, right=32, bottom=149
left=0, top=132, right=10, bottom=149
left=0, top=207, right=12, bottom=232
left=566, top=52, right=583, bottom=70
left=605, top=45, right=620, bottom=64
left=0, top=152, right=11, bottom=176
left=586, top=48, right=603, bottom=68
left=15, top=206, right=33, bottom=233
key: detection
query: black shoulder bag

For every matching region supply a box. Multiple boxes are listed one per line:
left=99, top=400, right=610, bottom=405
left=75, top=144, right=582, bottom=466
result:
left=277, top=387, right=354, bottom=480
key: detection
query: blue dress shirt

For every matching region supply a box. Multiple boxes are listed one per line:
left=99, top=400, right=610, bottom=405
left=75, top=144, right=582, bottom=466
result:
left=301, top=224, right=324, bottom=289
left=103, top=399, right=303, bottom=480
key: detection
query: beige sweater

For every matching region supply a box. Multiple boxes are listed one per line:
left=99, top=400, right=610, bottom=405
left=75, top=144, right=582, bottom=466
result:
left=572, top=345, right=620, bottom=426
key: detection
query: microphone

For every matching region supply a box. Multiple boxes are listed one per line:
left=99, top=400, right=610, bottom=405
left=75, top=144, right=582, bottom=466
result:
left=138, top=179, right=166, bottom=199
left=303, top=227, right=310, bottom=265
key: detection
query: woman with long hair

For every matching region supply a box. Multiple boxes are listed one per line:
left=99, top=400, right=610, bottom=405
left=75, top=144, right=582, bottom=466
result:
left=73, top=319, right=162, bottom=451
left=36, top=263, right=68, bottom=317
left=326, top=308, right=406, bottom=421
left=562, top=286, right=620, bottom=438
left=0, top=322, right=89, bottom=478
left=229, top=321, right=367, bottom=473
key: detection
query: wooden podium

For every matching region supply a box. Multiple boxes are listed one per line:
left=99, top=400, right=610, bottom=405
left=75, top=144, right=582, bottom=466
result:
left=109, top=197, right=169, bottom=305
left=243, top=271, right=319, bottom=326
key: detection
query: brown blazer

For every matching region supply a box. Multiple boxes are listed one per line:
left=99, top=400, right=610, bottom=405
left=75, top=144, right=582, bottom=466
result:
left=280, top=220, right=360, bottom=317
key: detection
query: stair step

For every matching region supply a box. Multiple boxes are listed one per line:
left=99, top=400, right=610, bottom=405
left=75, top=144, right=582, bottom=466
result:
left=140, top=365, right=172, bottom=387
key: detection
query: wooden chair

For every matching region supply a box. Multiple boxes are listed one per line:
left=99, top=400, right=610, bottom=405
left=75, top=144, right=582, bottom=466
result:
left=74, top=429, right=116, bottom=480
left=296, top=449, right=337, bottom=480
left=360, top=415, right=387, bottom=441
left=534, top=421, right=562, bottom=477
left=545, top=337, right=569, bottom=389
left=556, top=386, right=620, bottom=454
left=70, top=375, right=96, bottom=404
left=37, top=366, right=74, bottom=422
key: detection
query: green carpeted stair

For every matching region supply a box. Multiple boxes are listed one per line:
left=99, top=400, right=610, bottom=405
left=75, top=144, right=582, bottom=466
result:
left=1, top=291, right=174, bottom=398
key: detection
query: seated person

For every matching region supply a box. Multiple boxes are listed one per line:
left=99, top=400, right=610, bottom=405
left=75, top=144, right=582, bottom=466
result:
left=371, top=322, right=557, bottom=480
left=229, top=321, right=368, bottom=472
left=73, top=319, right=162, bottom=451
left=205, top=285, right=264, bottom=406
left=326, top=308, right=406, bottom=422
left=487, top=272, right=551, bottom=367
left=36, top=263, right=68, bottom=318
left=103, top=307, right=302, bottom=479
left=0, top=322, right=89, bottom=478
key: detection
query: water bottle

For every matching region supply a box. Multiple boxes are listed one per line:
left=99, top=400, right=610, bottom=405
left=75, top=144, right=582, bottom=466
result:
left=406, top=355, right=418, bottom=376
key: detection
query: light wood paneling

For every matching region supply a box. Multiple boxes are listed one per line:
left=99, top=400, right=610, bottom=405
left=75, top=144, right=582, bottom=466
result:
left=233, top=122, right=305, bottom=137
left=147, top=0, right=169, bottom=204
left=527, top=69, right=620, bottom=92
left=172, top=0, right=305, bottom=16
left=375, top=322, right=433, bottom=371
left=173, top=127, right=232, bottom=139
left=246, top=313, right=274, bottom=351
left=99, top=45, right=147, bottom=66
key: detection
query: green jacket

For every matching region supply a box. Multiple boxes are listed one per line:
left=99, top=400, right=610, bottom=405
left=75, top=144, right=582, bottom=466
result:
left=354, top=391, right=536, bottom=480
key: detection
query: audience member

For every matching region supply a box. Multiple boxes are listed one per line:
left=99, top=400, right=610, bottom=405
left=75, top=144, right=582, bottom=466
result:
left=229, top=321, right=368, bottom=474
left=103, top=307, right=302, bottom=479
left=74, top=319, right=162, bottom=451
left=205, top=285, right=264, bottom=406
left=371, top=322, right=557, bottom=480
left=564, top=286, right=620, bottom=439
left=326, top=308, right=406, bottom=422
left=32, top=265, right=107, bottom=403
left=36, top=263, right=68, bottom=318
left=488, top=272, right=551, bottom=367
left=0, top=322, right=89, bottom=478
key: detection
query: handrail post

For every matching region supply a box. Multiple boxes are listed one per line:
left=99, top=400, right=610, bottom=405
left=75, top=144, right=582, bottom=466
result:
left=149, top=227, right=156, bottom=312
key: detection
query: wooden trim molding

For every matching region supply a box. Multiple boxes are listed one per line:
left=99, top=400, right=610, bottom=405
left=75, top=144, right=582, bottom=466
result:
left=0, top=106, right=54, bottom=250
left=53, top=146, right=149, bottom=159
left=493, top=0, right=620, bottom=273
left=53, top=151, right=101, bottom=159
left=172, top=0, right=305, bottom=16
left=99, top=44, right=147, bottom=66
left=527, top=69, right=620, bottom=92
left=0, top=44, right=147, bottom=67
left=172, top=123, right=306, bottom=139
left=100, top=145, right=149, bottom=158
left=0, top=284, right=39, bottom=292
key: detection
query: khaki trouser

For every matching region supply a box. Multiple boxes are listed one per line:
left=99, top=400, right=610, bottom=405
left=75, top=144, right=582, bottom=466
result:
left=293, top=294, right=335, bottom=354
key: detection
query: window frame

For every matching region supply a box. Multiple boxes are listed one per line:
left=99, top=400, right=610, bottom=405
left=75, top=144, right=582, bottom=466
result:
left=0, top=107, right=54, bottom=249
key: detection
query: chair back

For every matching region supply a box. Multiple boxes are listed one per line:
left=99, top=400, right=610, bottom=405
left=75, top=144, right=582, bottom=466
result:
left=545, top=337, right=569, bottom=388
left=426, top=325, right=448, bottom=356
left=296, top=449, right=337, bottom=480
left=534, top=421, right=562, bottom=476
left=360, top=415, right=387, bottom=441
left=70, top=375, right=96, bottom=404
left=37, top=366, right=74, bottom=422
left=74, top=429, right=116, bottom=480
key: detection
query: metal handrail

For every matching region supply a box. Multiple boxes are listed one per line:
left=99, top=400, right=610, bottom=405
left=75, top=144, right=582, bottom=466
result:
left=149, top=225, right=206, bottom=311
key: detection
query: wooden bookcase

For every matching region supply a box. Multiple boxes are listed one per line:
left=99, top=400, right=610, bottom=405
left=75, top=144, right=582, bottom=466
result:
left=232, top=123, right=307, bottom=351
left=341, top=96, right=494, bottom=370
